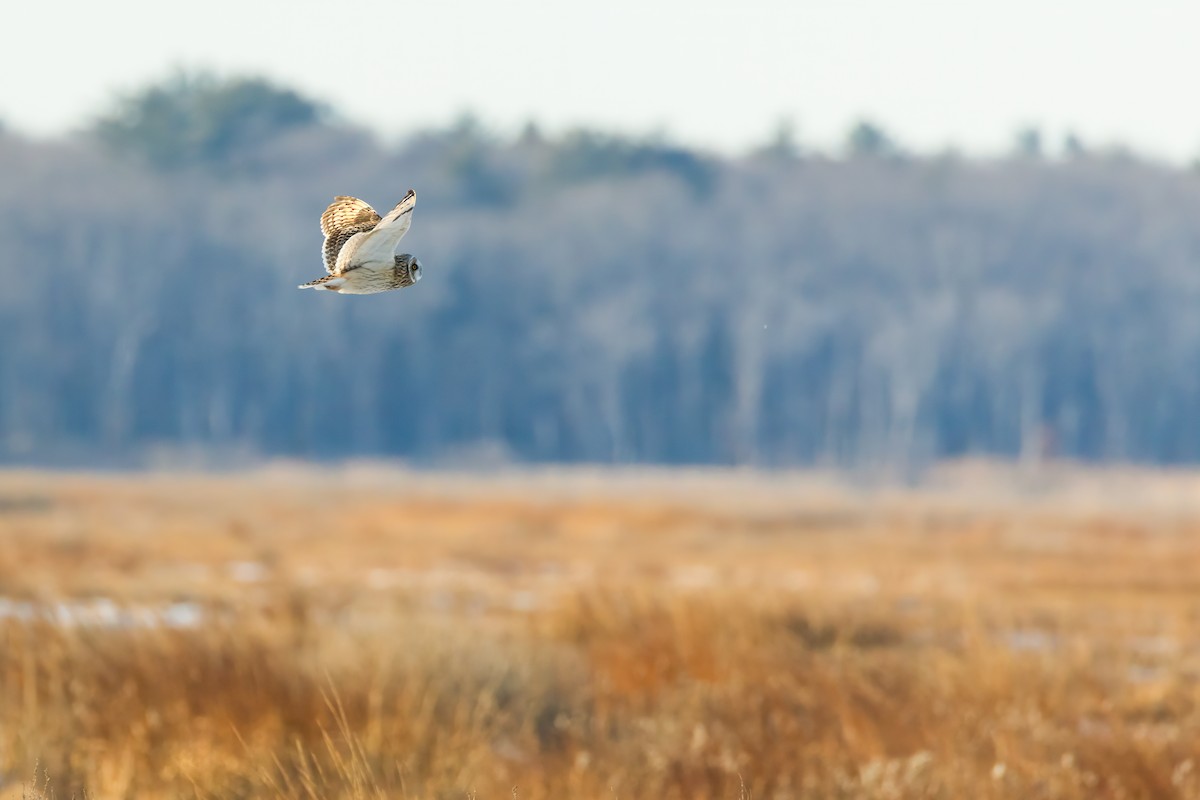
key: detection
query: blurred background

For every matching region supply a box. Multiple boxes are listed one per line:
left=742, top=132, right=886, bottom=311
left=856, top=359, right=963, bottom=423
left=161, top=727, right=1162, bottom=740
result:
left=5, top=0, right=1200, bottom=472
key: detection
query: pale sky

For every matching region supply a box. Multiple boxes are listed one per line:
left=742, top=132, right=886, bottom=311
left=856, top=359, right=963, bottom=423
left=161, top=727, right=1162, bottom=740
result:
left=4, top=0, right=1197, bottom=160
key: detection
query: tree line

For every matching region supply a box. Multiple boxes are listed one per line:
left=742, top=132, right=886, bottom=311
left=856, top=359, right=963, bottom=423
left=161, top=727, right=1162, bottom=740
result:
left=3, top=73, right=1200, bottom=468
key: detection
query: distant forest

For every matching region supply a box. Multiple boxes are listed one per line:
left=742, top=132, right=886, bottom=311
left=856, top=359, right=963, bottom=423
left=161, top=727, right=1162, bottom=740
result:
left=4, top=72, right=1200, bottom=468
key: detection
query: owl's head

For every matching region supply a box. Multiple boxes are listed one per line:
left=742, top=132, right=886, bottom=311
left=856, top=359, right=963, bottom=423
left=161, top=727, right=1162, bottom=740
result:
left=395, top=253, right=423, bottom=287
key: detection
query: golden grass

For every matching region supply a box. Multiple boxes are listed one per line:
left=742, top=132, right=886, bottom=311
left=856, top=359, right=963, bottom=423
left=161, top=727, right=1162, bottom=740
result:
left=1, top=463, right=1200, bottom=798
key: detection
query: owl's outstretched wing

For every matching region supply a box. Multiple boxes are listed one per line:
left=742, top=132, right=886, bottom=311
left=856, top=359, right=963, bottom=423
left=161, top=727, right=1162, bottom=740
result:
left=339, top=189, right=416, bottom=269
left=320, top=196, right=381, bottom=275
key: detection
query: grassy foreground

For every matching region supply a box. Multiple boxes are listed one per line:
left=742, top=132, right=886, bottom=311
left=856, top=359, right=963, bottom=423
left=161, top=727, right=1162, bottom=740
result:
left=2, top=464, right=1200, bottom=799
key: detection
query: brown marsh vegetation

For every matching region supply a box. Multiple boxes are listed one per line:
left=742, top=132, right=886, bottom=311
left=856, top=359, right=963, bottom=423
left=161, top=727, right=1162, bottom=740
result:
left=2, top=463, right=1200, bottom=799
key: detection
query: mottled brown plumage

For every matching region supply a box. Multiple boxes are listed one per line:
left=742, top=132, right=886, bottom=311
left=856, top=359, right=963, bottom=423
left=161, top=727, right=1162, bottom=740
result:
left=299, top=189, right=423, bottom=295
left=320, top=196, right=382, bottom=275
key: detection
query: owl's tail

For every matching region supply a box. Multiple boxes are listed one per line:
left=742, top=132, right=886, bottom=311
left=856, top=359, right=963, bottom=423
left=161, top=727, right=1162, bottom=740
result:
left=298, top=275, right=346, bottom=291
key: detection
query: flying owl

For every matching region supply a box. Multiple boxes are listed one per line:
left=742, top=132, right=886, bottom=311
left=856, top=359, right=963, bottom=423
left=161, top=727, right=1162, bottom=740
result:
left=298, top=190, right=423, bottom=294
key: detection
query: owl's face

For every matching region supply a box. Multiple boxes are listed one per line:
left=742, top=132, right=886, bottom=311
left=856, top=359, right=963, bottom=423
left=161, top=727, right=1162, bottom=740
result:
left=395, top=253, right=423, bottom=287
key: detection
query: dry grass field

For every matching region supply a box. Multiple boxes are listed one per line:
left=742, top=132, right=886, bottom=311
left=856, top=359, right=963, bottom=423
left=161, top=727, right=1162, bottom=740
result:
left=2, top=462, right=1200, bottom=799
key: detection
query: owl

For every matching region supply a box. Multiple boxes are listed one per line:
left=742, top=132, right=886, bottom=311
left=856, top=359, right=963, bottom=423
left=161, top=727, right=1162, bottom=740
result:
left=298, top=190, right=423, bottom=294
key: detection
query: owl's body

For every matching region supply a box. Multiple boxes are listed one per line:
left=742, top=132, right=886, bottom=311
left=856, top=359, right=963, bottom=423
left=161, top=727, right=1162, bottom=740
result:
left=298, top=190, right=423, bottom=294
